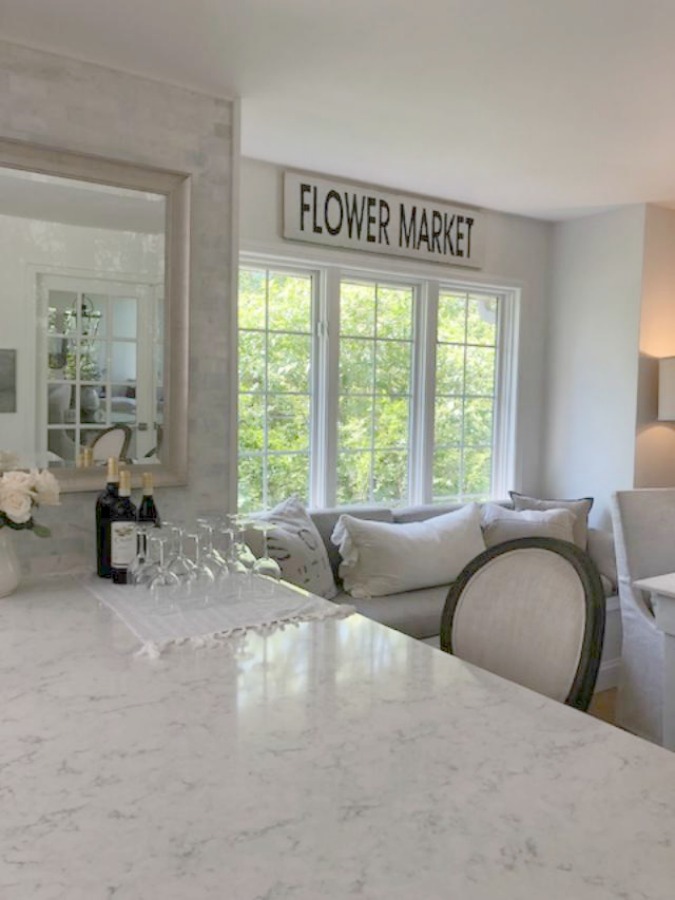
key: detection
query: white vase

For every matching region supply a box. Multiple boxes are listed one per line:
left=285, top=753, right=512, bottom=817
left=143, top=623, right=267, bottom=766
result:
left=0, top=529, right=21, bottom=598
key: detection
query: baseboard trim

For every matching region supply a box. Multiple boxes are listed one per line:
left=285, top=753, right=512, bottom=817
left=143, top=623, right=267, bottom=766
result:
left=596, top=657, right=620, bottom=693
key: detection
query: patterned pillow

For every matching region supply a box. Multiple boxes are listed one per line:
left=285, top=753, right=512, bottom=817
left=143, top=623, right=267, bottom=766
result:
left=247, top=498, right=337, bottom=599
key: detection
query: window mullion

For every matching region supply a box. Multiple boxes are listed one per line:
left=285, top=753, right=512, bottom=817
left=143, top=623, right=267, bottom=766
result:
left=312, top=266, right=340, bottom=507
left=410, top=281, right=438, bottom=504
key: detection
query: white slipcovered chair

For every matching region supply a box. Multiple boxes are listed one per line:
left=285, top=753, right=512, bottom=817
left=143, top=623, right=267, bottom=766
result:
left=440, top=537, right=606, bottom=710
left=611, top=489, right=673, bottom=744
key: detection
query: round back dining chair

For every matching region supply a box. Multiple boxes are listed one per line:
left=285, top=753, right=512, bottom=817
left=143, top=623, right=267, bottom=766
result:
left=88, top=424, right=132, bottom=463
left=440, top=537, right=606, bottom=710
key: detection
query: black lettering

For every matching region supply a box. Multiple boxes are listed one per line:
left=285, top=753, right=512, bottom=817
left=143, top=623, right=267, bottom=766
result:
left=416, top=208, right=430, bottom=250
left=366, top=196, right=377, bottom=242
left=378, top=200, right=391, bottom=245
left=443, top=214, right=456, bottom=255
left=455, top=215, right=465, bottom=257
left=465, top=217, right=474, bottom=258
left=324, top=189, right=343, bottom=236
left=431, top=210, right=443, bottom=254
left=345, top=192, right=367, bottom=239
left=300, top=183, right=312, bottom=232
left=399, top=204, right=417, bottom=247
left=312, top=186, right=322, bottom=234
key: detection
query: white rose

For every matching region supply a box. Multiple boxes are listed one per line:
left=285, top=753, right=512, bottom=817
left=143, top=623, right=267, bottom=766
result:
left=32, top=469, right=60, bottom=506
left=0, top=482, right=33, bottom=524
left=1, top=470, right=35, bottom=491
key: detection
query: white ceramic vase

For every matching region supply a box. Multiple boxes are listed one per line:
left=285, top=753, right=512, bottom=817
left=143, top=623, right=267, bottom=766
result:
left=0, top=528, right=21, bottom=598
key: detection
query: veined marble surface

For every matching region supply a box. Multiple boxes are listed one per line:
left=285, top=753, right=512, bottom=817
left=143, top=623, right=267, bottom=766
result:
left=2, top=576, right=675, bottom=900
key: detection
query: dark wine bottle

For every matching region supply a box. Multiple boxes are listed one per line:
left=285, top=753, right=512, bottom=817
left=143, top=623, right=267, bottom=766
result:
left=110, top=470, right=138, bottom=585
left=95, top=457, right=119, bottom=578
left=138, top=471, right=160, bottom=527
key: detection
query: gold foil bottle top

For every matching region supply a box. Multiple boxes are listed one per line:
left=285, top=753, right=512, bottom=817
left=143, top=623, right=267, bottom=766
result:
left=142, top=471, right=154, bottom=495
left=107, top=457, right=120, bottom=483
left=119, top=469, right=131, bottom=496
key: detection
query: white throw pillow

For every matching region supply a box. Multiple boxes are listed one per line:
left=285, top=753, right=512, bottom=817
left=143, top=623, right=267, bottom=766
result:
left=247, top=498, right=337, bottom=599
left=481, top=503, right=576, bottom=548
left=331, top=503, right=486, bottom=599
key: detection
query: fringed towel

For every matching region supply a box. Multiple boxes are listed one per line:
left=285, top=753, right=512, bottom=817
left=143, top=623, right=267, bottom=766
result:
left=85, top=575, right=354, bottom=657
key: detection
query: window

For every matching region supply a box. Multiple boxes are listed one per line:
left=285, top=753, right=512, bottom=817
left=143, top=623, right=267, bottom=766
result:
left=238, top=267, right=314, bottom=510
left=237, top=259, right=517, bottom=512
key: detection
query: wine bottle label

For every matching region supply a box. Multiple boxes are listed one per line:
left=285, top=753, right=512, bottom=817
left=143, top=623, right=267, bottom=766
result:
left=111, top=522, right=137, bottom=568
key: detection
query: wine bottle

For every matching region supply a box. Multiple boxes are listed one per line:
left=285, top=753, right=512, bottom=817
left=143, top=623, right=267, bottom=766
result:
left=96, top=457, right=119, bottom=578
left=110, top=470, right=138, bottom=585
left=138, top=471, right=161, bottom=527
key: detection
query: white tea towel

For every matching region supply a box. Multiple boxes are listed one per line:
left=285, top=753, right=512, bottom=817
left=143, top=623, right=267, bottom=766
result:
left=85, top=575, right=354, bottom=656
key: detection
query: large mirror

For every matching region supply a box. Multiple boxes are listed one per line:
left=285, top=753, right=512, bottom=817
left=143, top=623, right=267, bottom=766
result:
left=0, top=139, right=189, bottom=490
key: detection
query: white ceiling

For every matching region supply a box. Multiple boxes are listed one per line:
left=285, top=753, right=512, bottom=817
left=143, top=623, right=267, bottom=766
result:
left=3, top=0, right=675, bottom=220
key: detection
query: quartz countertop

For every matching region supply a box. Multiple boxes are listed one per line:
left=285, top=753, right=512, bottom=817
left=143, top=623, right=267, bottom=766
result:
left=2, top=575, right=675, bottom=900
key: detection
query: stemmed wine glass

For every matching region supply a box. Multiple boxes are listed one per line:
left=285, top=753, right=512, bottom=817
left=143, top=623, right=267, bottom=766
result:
left=167, top=526, right=198, bottom=585
left=196, top=520, right=229, bottom=581
left=129, top=524, right=156, bottom=587
left=251, top=522, right=281, bottom=580
left=148, top=534, right=180, bottom=600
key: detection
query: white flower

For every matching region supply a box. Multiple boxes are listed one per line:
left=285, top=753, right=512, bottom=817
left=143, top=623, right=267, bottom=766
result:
left=32, top=469, right=60, bottom=506
left=1, top=470, right=35, bottom=491
left=0, top=479, right=33, bottom=524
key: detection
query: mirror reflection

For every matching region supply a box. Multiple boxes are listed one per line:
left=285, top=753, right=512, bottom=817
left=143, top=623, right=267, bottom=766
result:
left=0, top=166, right=165, bottom=468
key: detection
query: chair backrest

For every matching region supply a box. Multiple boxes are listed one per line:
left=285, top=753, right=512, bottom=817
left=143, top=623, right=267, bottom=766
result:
left=440, top=537, right=605, bottom=710
left=88, top=424, right=132, bottom=462
left=612, top=489, right=675, bottom=583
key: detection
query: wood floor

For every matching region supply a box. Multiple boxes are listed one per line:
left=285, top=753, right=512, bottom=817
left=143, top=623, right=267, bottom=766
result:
left=588, top=688, right=617, bottom=725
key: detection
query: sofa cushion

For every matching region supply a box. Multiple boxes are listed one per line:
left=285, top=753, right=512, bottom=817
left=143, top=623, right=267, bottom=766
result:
left=311, top=505, right=394, bottom=581
left=331, top=503, right=485, bottom=598
left=247, top=497, right=338, bottom=599
left=510, top=491, right=593, bottom=549
left=481, top=503, right=576, bottom=548
left=332, top=585, right=450, bottom=640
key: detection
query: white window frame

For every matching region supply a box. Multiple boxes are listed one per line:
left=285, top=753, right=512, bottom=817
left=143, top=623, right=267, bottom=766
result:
left=238, top=251, right=520, bottom=509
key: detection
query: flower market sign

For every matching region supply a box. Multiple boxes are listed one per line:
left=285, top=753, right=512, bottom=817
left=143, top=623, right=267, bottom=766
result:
left=283, top=172, right=484, bottom=268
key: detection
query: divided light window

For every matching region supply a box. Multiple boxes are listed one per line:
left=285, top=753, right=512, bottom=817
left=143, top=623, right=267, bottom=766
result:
left=338, top=280, right=414, bottom=505
left=237, top=260, right=515, bottom=513
left=238, top=267, right=313, bottom=511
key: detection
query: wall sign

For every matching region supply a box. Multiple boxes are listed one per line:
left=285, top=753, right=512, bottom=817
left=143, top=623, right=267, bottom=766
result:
left=283, top=171, right=484, bottom=268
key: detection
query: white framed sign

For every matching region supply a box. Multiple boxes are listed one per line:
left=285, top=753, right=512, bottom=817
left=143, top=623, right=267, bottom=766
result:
left=283, top=171, right=484, bottom=268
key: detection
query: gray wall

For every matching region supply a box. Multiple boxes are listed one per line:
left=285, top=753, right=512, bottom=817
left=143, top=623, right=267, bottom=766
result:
left=543, top=206, right=646, bottom=527
left=0, top=41, right=236, bottom=574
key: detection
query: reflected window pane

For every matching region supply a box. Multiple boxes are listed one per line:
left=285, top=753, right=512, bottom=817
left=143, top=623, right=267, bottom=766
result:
left=111, top=341, right=136, bottom=382
left=113, top=297, right=137, bottom=339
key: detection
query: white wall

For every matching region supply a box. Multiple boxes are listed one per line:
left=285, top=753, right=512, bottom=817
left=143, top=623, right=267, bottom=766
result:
left=0, top=212, right=162, bottom=457
left=634, top=205, right=675, bottom=487
left=240, top=157, right=553, bottom=496
left=543, top=206, right=646, bottom=527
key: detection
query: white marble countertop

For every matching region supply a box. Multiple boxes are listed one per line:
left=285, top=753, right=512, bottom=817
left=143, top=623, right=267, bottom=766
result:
left=3, top=575, right=675, bottom=900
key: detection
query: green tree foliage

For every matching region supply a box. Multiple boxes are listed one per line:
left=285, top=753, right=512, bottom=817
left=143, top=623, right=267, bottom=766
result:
left=238, top=269, right=498, bottom=511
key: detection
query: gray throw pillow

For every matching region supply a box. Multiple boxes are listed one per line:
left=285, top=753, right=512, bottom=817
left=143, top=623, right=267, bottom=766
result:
left=509, top=491, right=593, bottom=549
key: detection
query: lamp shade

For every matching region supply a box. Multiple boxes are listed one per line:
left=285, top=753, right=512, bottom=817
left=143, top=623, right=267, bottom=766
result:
left=659, top=357, right=675, bottom=420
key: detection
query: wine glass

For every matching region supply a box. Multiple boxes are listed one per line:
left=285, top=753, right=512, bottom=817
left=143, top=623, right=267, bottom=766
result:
left=231, top=515, right=257, bottom=573
left=148, top=534, right=181, bottom=598
left=186, top=532, right=217, bottom=601
left=130, top=526, right=160, bottom=587
left=251, top=522, right=282, bottom=580
left=196, top=521, right=229, bottom=580
left=167, top=526, right=198, bottom=585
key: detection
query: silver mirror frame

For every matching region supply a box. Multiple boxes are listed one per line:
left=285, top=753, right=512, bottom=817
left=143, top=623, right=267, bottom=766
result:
left=0, top=137, right=190, bottom=491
